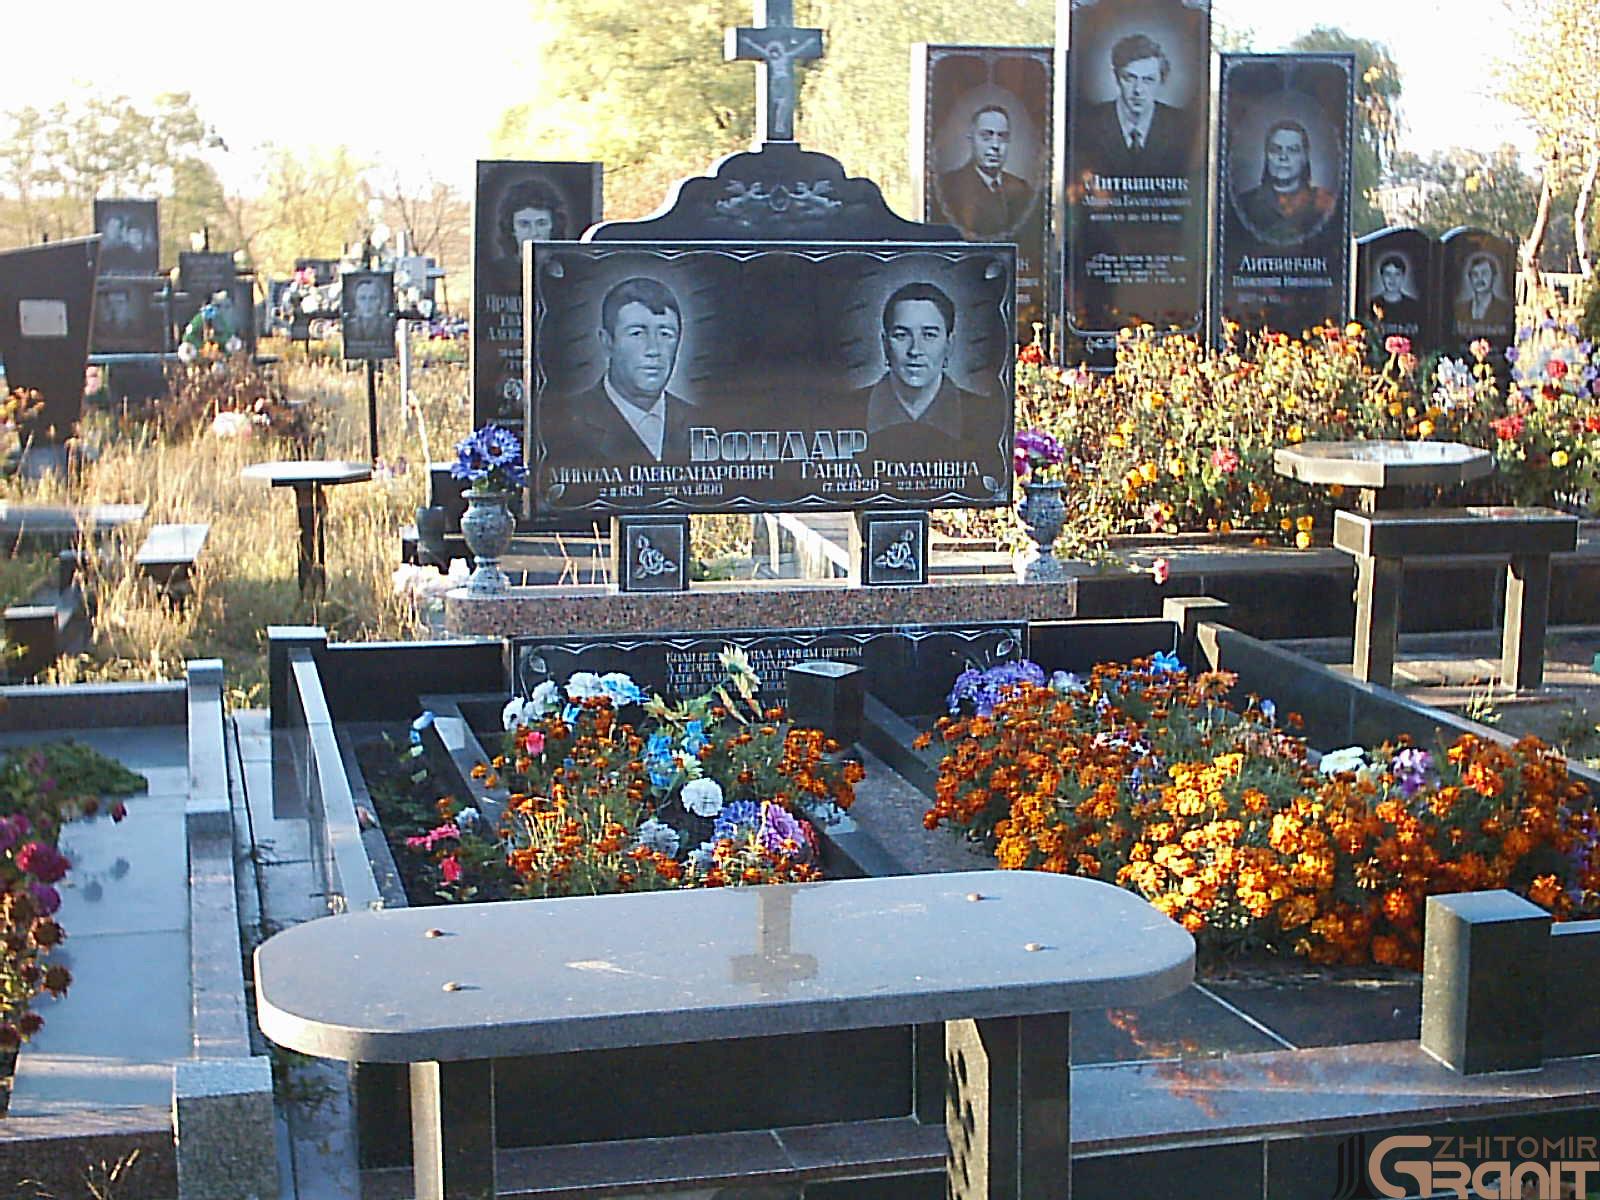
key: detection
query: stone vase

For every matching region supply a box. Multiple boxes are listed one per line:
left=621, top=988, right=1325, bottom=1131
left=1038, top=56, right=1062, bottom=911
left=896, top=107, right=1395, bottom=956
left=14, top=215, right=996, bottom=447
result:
left=1015, top=479, right=1069, bottom=583
left=460, top=491, right=514, bottom=595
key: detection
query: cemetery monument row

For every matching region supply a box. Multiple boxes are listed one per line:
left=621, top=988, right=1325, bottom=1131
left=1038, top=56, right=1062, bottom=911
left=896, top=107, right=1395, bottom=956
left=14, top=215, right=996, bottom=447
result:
left=1213, top=52, right=1356, bottom=342
left=1065, top=0, right=1212, bottom=368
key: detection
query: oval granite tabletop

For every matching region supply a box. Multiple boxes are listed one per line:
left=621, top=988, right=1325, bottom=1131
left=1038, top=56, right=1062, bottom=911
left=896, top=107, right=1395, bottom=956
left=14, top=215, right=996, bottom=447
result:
left=256, top=871, right=1194, bottom=1063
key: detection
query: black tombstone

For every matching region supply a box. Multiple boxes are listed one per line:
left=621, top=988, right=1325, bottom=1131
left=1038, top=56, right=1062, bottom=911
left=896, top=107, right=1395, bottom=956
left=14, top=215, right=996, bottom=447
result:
left=1214, top=53, right=1356, bottom=343
left=913, top=44, right=1053, bottom=343
left=1064, top=0, right=1211, bottom=367
left=175, top=251, right=236, bottom=332
left=0, top=237, right=101, bottom=440
left=93, top=199, right=160, bottom=276
left=91, top=275, right=167, bottom=354
left=294, top=258, right=340, bottom=286
left=1439, top=226, right=1517, bottom=365
left=340, top=270, right=396, bottom=362
left=470, top=161, right=603, bottom=437
left=1354, top=226, right=1436, bottom=357
left=526, top=240, right=1015, bottom=518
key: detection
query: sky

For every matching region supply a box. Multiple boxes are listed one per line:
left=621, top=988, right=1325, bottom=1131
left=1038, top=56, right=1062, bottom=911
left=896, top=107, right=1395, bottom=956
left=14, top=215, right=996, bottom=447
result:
left=4, top=0, right=1532, bottom=196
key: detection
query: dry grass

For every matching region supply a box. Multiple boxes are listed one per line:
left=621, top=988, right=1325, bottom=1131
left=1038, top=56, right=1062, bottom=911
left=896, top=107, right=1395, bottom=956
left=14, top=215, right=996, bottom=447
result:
left=16, top=346, right=472, bottom=696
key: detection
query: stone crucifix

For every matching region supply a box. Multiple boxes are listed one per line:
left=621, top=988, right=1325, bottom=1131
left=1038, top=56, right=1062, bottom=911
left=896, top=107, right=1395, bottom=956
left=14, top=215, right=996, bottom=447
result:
left=724, top=0, right=823, bottom=144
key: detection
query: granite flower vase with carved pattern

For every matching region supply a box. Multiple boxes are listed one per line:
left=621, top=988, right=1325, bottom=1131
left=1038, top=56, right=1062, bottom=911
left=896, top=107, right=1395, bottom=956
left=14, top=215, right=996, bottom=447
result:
left=461, top=491, right=514, bottom=595
left=1016, top=479, right=1068, bottom=583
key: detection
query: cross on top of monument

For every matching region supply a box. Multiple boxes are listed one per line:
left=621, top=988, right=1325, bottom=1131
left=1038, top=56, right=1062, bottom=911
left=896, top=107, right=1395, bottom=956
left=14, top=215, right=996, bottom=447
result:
left=724, top=0, right=823, bottom=145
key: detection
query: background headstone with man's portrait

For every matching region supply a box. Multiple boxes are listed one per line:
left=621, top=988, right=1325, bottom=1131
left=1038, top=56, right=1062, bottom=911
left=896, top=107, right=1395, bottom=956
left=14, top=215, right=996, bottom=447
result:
left=1439, top=226, right=1516, bottom=374
left=1213, top=53, right=1355, bottom=343
left=93, top=199, right=160, bottom=277
left=470, top=161, right=603, bottom=438
left=91, top=276, right=167, bottom=354
left=526, top=241, right=1015, bottom=518
left=174, top=251, right=236, bottom=334
left=1354, top=226, right=1437, bottom=358
left=339, top=270, right=396, bottom=362
left=912, top=44, right=1052, bottom=344
left=1064, top=0, right=1211, bottom=367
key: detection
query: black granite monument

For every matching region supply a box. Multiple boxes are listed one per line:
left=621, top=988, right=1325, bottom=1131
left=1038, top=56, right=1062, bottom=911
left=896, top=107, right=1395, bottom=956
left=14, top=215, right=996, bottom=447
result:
left=0, top=237, right=101, bottom=441
left=470, top=160, right=602, bottom=438
left=527, top=241, right=1015, bottom=517
left=94, top=198, right=160, bottom=276
left=1214, top=54, right=1355, bottom=342
left=913, top=44, right=1052, bottom=342
left=1440, top=226, right=1516, bottom=362
left=91, top=276, right=166, bottom=354
left=1354, top=226, right=1435, bottom=357
left=339, top=270, right=396, bottom=362
left=1065, top=0, right=1211, bottom=366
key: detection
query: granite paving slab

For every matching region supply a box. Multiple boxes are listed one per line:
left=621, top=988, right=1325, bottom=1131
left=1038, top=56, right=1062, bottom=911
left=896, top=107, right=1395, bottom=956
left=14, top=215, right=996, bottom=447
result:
left=10, top=928, right=190, bottom=1115
left=1204, top=963, right=1422, bottom=1050
left=54, top=803, right=187, bottom=938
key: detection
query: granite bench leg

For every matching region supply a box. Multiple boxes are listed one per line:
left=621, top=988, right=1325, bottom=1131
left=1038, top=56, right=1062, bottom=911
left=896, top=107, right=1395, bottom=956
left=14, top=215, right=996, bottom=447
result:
left=946, top=1012, right=1070, bottom=1199
left=410, top=1059, right=496, bottom=1200
left=1502, top=553, right=1553, bottom=691
left=1352, top=554, right=1402, bottom=688
left=292, top=483, right=329, bottom=597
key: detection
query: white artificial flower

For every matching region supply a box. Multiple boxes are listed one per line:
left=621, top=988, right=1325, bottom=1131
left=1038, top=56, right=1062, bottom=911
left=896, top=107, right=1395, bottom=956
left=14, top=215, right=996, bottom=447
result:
left=501, top=696, right=529, bottom=730
left=1318, top=746, right=1369, bottom=776
left=225, top=336, right=244, bottom=355
left=687, top=843, right=717, bottom=872
left=599, top=671, right=642, bottom=706
left=635, top=818, right=680, bottom=857
left=565, top=671, right=605, bottom=701
left=176, top=341, right=198, bottom=364
left=1050, top=670, right=1084, bottom=694
left=529, top=679, right=562, bottom=717
left=210, top=411, right=251, bottom=439
left=454, top=807, right=482, bottom=831
left=681, top=777, right=725, bottom=818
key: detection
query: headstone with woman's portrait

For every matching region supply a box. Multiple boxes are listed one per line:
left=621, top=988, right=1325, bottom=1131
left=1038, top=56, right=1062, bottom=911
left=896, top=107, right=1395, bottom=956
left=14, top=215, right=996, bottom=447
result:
left=1354, top=227, right=1436, bottom=359
left=1213, top=53, right=1355, bottom=343
left=1064, top=0, right=1212, bottom=367
left=1440, top=226, right=1516, bottom=372
left=470, top=161, right=603, bottom=437
left=913, top=44, right=1053, bottom=343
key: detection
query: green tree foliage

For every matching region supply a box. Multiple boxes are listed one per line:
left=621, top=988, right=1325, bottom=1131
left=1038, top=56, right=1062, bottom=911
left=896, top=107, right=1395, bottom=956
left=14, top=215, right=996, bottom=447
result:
left=494, top=1, right=755, bottom=219
left=1285, top=26, right=1402, bottom=237
left=800, top=1, right=1053, bottom=217
left=0, top=89, right=229, bottom=263
left=1392, top=145, right=1577, bottom=269
left=238, top=145, right=375, bottom=279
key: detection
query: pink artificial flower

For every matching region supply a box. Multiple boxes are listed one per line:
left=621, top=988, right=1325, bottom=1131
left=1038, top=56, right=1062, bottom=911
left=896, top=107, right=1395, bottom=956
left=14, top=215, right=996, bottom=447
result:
left=1548, top=357, right=1568, bottom=380
left=1209, top=446, right=1240, bottom=475
left=1151, top=557, right=1171, bottom=586
left=1384, top=335, right=1412, bottom=357
left=1470, top=338, right=1491, bottom=362
left=520, top=729, right=546, bottom=756
left=439, top=856, right=463, bottom=884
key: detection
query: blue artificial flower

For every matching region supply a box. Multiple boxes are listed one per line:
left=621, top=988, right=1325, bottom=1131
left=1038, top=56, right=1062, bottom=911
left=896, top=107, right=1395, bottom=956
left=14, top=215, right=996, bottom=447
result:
left=412, top=710, right=435, bottom=732
left=1151, top=650, right=1183, bottom=675
left=682, top=719, right=709, bottom=755
left=645, top=732, right=676, bottom=789
left=713, top=800, right=762, bottom=841
left=1259, top=698, right=1276, bottom=725
left=561, top=703, right=581, bottom=725
left=1505, top=347, right=1520, bottom=365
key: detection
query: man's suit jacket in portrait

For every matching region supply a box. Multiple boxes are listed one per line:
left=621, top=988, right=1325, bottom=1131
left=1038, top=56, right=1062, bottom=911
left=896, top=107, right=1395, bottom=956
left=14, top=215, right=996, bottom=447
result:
left=936, top=162, right=1035, bottom=238
left=545, top=380, right=702, bottom=465
left=1078, top=100, right=1194, bottom=179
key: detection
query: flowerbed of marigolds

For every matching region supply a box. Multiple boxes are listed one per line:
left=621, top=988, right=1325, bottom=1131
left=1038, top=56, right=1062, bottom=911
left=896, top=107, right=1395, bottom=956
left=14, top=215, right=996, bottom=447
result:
left=919, top=658, right=1600, bottom=969
left=956, top=318, right=1600, bottom=561
left=401, top=652, right=865, bottom=902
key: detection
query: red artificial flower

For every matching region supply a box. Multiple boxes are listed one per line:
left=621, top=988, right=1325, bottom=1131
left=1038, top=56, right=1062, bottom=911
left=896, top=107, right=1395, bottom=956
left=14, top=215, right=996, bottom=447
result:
left=1017, top=342, right=1045, bottom=366
left=1490, top=413, right=1526, bottom=441
left=1548, top=358, right=1568, bottom=380
left=440, top=855, right=463, bottom=884
left=1209, top=446, right=1240, bottom=475
left=1384, top=335, right=1411, bottom=356
left=1151, top=557, right=1171, bottom=586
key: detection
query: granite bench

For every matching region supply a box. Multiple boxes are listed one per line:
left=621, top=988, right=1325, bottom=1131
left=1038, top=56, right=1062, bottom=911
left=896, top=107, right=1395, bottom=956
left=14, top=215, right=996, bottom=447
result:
left=256, top=871, right=1193, bottom=1200
left=135, top=522, right=209, bottom=601
left=1332, top=506, right=1580, bottom=689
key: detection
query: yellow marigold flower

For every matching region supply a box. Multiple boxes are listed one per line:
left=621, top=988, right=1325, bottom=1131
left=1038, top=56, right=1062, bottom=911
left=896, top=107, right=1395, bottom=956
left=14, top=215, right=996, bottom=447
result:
left=1140, top=461, right=1159, bottom=483
left=1387, top=401, right=1403, bottom=417
left=1108, top=433, right=1125, bottom=448
left=1345, top=322, right=1363, bottom=337
left=1169, top=459, right=1186, bottom=478
left=1286, top=424, right=1304, bottom=443
left=1279, top=517, right=1294, bottom=532
left=1529, top=874, right=1562, bottom=909
left=1296, top=514, right=1315, bottom=533
left=1295, top=531, right=1312, bottom=550
left=1328, top=483, right=1345, bottom=498
left=1552, top=449, right=1570, bottom=468
left=1417, top=419, right=1435, bottom=438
